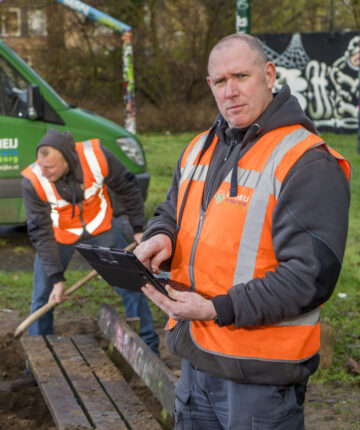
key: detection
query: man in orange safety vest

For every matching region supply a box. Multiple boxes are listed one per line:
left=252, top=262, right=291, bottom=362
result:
left=134, top=34, right=350, bottom=429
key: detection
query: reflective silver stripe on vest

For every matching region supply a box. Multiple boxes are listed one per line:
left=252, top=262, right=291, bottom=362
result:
left=189, top=321, right=319, bottom=363
left=76, top=140, right=108, bottom=234
left=191, top=308, right=321, bottom=364
left=82, top=140, right=104, bottom=199
left=29, top=141, right=108, bottom=236
left=31, top=163, right=62, bottom=228
left=179, top=133, right=210, bottom=187
left=233, top=127, right=312, bottom=285
left=31, top=162, right=82, bottom=232
left=83, top=186, right=109, bottom=233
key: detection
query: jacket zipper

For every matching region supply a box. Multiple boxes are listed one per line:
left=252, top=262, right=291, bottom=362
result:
left=189, top=208, right=205, bottom=290
left=188, top=139, right=237, bottom=290
left=174, top=139, right=237, bottom=354
left=203, top=139, right=236, bottom=209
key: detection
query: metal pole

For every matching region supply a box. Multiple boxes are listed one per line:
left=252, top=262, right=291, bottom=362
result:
left=122, top=31, right=136, bottom=135
left=236, top=0, right=251, bottom=34
left=55, top=0, right=131, bottom=33
left=55, top=0, right=136, bottom=133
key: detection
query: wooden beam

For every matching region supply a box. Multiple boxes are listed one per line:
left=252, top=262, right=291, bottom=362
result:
left=47, top=335, right=127, bottom=430
left=21, top=336, right=91, bottom=430
left=98, top=303, right=178, bottom=415
left=72, top=334, right=162, bottom=430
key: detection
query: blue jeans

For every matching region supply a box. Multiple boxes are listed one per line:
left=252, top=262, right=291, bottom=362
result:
left=174, top=360, right=305, bottom=429
left=28, top=226, right=160, bottom=355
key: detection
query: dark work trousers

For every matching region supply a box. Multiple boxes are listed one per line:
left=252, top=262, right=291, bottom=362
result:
left=174, top=360, right=306, bottom=430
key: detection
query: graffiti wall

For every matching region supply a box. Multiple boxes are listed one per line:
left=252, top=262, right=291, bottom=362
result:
left=258, top=32, right=359, bottom=134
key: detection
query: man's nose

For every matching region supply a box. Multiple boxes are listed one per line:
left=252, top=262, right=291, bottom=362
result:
left=225, top=79, right=239, bottom=98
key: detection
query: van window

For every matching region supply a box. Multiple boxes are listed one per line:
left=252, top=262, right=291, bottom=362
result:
left=0, top=57, right=28, bottom=118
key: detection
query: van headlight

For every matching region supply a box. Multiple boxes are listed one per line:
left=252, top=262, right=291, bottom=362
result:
left=116, top=137, right=145, bottom=166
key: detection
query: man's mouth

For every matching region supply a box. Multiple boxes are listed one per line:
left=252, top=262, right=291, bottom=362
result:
left=227, top=104, right=245, bottom=112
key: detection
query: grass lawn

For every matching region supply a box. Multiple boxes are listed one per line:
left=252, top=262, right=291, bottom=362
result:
left=312, top=133, right=360, bottom=383
left=0, top=131, right=359, bottom=383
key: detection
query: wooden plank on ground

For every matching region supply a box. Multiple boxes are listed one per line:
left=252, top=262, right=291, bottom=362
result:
left=72, top=334, right=162, bottom=430
left=21, top=335, right=91, bottom=430
left=98, top=303, right=177, bottom=415
left=47, top=335, right=127, bottom=430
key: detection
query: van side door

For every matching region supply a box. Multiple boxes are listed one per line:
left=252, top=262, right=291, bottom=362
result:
left=0, top=56, right=45, bottom=222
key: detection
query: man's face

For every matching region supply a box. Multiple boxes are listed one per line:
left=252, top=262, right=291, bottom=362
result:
left=207, top=40, right=276, bottom=129
left=37, top=148, right=69, bottom=182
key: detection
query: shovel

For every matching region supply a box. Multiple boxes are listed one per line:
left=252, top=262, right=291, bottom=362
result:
left=14, top=241, right=137, bottom=339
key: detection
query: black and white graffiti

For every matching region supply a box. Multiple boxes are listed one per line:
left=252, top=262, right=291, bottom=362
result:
left=258, top=32, right=359, bottom=133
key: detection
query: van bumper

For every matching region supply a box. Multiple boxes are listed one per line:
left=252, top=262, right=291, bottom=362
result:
left=109, top=171, right=150, bottom=218
left=135, top=171, right=150, bottom=201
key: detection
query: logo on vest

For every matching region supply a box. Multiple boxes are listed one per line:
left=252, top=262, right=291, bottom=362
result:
left=215, top=189, right=250, bottom=207
left=215, top=190, right=226, bottom=203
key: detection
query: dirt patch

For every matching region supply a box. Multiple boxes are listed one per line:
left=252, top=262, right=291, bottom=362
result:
left=1, top=309, right=360, bottom=429
left=0, top=228, right=360, bottom=429
left=0, top=310, right=56, bottom=430
left=0, top=308, right=178, bottom=430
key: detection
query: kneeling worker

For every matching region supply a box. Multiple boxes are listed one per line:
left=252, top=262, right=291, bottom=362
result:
left=22, top=128, right=159, bottom=354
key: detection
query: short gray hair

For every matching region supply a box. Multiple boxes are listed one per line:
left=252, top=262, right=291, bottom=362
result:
left=208, top=34, right=267, bottom=72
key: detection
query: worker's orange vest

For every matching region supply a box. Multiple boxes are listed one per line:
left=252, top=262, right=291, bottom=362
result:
left=22, top=138, right=113, bottom=244
left=168, top=124, right=350, bottom=362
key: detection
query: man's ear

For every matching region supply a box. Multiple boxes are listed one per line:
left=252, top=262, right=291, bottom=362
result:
left=264, top=62, right=276, bottom=90
left=206, top=76, right=212, bottom=88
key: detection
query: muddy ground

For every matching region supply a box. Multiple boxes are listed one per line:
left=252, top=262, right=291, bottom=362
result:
left=0, top=226, right=359, bottom=429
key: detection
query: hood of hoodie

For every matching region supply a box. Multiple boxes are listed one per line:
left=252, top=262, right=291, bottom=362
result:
left=210, top=85, right=318, bottom=198
left=36, top=128, right=84, bottom=211
left=215, top=84, right=317, bottom=147
left=36, top=128, right=78, bottom=172
left=255, top=84, right=317, bottom=137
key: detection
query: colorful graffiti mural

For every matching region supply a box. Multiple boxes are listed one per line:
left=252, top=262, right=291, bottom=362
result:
left=258, top=32, right=360, bottom=134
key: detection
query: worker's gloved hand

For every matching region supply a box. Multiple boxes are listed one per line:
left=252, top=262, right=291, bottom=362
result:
left=48, top=281, right=67, bottom=305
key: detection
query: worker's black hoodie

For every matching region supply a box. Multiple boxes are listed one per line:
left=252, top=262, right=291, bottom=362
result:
left=143, top=85, right=350, bottom=385
left=22, top=129, right=146, bottom=285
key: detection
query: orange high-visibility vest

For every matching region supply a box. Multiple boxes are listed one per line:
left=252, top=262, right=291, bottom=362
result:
left=169, top=124, right=350, bottom=363
left=22, top=138, right=113, bottom=244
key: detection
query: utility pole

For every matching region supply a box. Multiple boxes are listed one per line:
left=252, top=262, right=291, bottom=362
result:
left=236, top=0, right=251, bottom=34
left=55, top=0, right=136, bottom=134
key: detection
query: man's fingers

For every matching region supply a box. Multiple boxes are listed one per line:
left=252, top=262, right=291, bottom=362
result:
left=150, top=251, right=166, bottom=273
left=58, top=296, right=68, bottom=304
left=165, top=285, right=182, bottom=301
left=142, top=284, right=174, bottom=313
left=134, top=234, right=172, bottom=274
left=49, top=294, right=67, bottom=305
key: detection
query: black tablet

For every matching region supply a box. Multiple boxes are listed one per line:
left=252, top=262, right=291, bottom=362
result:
left=76, top=243, right=169, bottom=295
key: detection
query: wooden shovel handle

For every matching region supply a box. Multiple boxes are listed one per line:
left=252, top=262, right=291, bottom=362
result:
left=14, top=241, right=137, bottom=338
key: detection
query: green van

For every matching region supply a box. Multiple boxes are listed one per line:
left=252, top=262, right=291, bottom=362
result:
left=0, top=39, right=149, bottom=225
